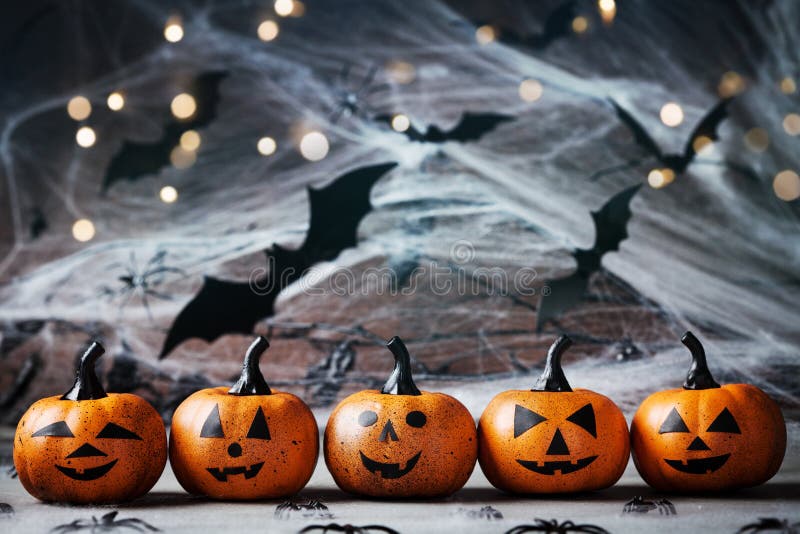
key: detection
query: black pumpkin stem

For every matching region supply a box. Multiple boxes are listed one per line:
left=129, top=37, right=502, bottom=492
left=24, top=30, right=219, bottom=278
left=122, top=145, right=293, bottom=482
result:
left=681, top=331, right=720, bottom=390
left=532, top=335, right=573, bottom=392
left=381, top=336, right=421, bottom=396
left=61, top=341, right=108, bottom=401
left=229, top=336, right=273, bottom=395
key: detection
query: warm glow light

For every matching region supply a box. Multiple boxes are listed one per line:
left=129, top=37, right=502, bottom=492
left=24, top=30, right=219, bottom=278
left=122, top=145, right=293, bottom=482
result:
left=107, top=92, right=125, bottom=111
left=180, top=130, right=201, bottom=151
left=391, top=114, right=410, bottom=132
left=718, top=71, right=745, bottom=98
left=780, top=76, right=796, bottom=95
left=75, top=126, right=96, bottom=148
left=386, top=60, right=415, bottom=84
left=257, top=20, right=279, bottom=41
left=274, top=0, right=294, bottom=16
left=290, top=1, right=305, bottom=16
left=299, top=131, right=329, bottom=161
left=257, top=136, right=277, bottom=156
left=519, top=79, right=543, bottom=102
left=660, top=102, right=684, bottom=127
left=692, top=135, right=713, bottom=154
left=171, top=93, right=196, bottom=120
left=67, top=96, right=92, bottom=121
left=773, top=170, right=800, bottom=201
left=572, top=16, right=589, bottom=34
left=475, top=25, right=496, bottom=45
left=744, top=127, right=769, bottom=152
left=661, top=168, right=675, bottom=185
left=160, top=186, right=178, bottom=203
left=647, top=169, right=665, bottom=189
left=164, top=18, right=184, bottom=42
left=72, top=219, right=95, bottom=242
left=597, top=0, right=616, bottom=24
left=783, top=113, right=800, bottom=136
left=170, top=146, right=196, bottom=169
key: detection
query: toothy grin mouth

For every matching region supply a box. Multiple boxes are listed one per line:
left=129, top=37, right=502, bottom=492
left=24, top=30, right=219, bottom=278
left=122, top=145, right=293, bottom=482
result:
left=55, top=459, right=118, bottom=481
left=206, top=462, right=265, bottom=482
left=516, top=455, right=598, bottom=475
left=359, top=450, right=421, bottom=479
left=664, top=454, right=730, bottom=474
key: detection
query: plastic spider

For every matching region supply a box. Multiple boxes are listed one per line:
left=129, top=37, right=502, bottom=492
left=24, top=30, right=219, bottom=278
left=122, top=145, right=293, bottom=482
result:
left=99, top=250, right=185, bottom=320
left=299, top=523, right=399, bottom=534
left=274, top=498, right=333, bottom=520
left=505, top=519, right=611, bottom=534
left=0, top=502, right=14, bottom=516
left=622, top=496, right=676, bottom=515
left=329, top=64, right=390, bottom=123
left=736, top=518, right=800, bottom=533
left=50, top=511, right=160, bottom=533
left=457, top=505, right=504, bottom=520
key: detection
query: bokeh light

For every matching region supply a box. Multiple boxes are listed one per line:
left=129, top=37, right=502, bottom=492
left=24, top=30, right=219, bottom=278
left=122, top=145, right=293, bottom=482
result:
left=67, top=96, right=91, bottom=121
left=106, top=92, right=125, bottom=111
left=660, top=102, right=684, bottom=127
left=391, top=114, right=410, bottom=132
left=180, top=130, right=201, bottom=151
left=744, top=127, right=769, bottom=152
left=475, top=25, right=496, bottom=45
left=647, top=168, right=675, bottom=189
left=171, top=93, right=197, bottom=120
left=170, top=146, right=197, bottom=169
left=258, top=20, right=279, bottom=41
left=782, top=113, right=800, bottom=136
left=780, top=76, right=796, bottom=95
left=75, top=126, right=96, bottom=148
left=160, top=186, right=179, bottom=204
left=386, top=60, right=415, bottom=84
left=164, top=18, right=184, bottom=42
left=598, top=0, right=616, bottom=24
left=72, top=219, right=95, bottom=242
left=257, top=136, right=277, bottom=156
left=773, top=170, right=800, bottom=201
left=519, top=79, right=543, bottom=102
left=718, top=71, right=745, bottom=98
left=299, top=131, right=329, bottom=161
left=572, top=16, right=589, bottom=34
left=274, top=0, right=294, bottom=16
left=692, top=135, right=713, bottom=154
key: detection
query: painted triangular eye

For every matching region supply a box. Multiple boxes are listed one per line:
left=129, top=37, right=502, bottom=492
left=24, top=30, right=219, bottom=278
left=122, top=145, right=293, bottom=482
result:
left=246, top=407, right=271, bottom=440
left=97, top=423, right=142, bottom=440
left=659, top=407, right=690, bottom=434
left=32, top=421, right=74, bottom=437
left=514, top=404, right=547, bottom=438
left=566, top=403, right=597, bottom=437
left=200, top=404, right=225, bottom=438
left=707, top=407, right=741, bottom=434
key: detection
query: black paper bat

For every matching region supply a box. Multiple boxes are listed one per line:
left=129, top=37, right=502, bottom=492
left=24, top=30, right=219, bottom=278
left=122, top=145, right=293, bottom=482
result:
left=158, top=162, right=397, bottom=358
left=473, top=0, right=578, bottom=51
left=299, top=524, right=399, bottom=534
left=102, top=71, right=228, bottom=192
left=536, top=184, right=641, bottom=331
left=374, top=112, right=513, bottom=143
left=505, top=518, right=610, bottom=534
left=592, top=97, right=732, bottom=180
left=736, top=518, right=800, bottom=533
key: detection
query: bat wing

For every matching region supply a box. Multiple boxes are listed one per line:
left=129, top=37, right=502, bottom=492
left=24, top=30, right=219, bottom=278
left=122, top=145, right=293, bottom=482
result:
left=534, top=0, right=578, bottom=48
left=374, top=114, right=426, bottom=141
left=608, top=98, right=663, bottom=160
left=589, top=184, right=641, bottom=257
left=102, top=124, right=182, bottom=191
left=536, top=273, right=590, bottom=332
left=681, top=97, right=732, bottom=161
left=436, top=112, right=514, bottom=143
left=185, top=71, right=229, bottom=129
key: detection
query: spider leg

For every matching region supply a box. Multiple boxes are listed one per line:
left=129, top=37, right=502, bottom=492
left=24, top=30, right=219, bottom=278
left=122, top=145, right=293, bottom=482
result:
left=142, top=266, right=186, bottom=278
left=363, top=83, right=391, bottom=95
left=588, top=158, right=645, bottom=181
left=338, top=63, right=352, bottom=88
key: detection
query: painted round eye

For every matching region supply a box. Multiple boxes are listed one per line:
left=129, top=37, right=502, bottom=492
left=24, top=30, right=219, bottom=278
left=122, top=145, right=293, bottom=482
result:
left=406, top=411, right=426, bottom=428
left=358, top=410, right=378, bottom=427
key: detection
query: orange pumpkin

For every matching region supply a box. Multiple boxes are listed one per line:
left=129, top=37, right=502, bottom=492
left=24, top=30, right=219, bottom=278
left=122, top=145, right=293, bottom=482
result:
left=169, top=337, right=318, bottom=500
left=13, top=341, right=167, bottom=504
left=478, top=335, right=629, bottom=494
left=324, top=336, right=477, bottom=497
left=631, top=331, right=786, bottom=492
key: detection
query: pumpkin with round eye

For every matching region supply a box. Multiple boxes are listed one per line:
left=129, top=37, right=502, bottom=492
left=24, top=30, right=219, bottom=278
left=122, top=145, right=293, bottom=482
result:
left=478, top=335, right=629, bottom=494
left=324, top=336, right=477, bottom=497
left=169, top=337, right=318, bottom=500
left=631, top=331, right=786, bottom=492
left=13, top=341, right=167, bottom=504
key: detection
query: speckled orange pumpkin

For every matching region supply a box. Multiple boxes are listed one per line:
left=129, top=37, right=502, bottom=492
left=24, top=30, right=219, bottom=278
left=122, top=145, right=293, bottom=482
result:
left=478, top=335, right=629, bottom=494
left=631, top=331, right=786, bottom=492
left=169, top=337, right=318, bottom=500
left=13, top=341, right=167, bottom=504
left=324, top=336, right=477, bottom=497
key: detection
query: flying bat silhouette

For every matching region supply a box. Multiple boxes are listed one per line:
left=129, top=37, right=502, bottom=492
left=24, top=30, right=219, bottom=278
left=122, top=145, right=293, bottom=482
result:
left=374, top=112, right=513, bottom=143
left=471, top=0, right=578, bottom=51
left=536, top=184, right=641, bottom=332
left=102, top=71, right=229, bottom=192
left=158, top=162, right=398, bottom=358
left=592, top=97, right=733, bottom=181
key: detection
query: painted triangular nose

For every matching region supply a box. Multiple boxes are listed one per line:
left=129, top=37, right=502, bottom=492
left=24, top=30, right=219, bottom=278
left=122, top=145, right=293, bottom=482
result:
left=546, top=428, right=570, bottom=455
left=378, top=420, right=399, bottom=442
left=687, top=436, right=711, bottom=451
left=66, top=443, right=107, bottom=458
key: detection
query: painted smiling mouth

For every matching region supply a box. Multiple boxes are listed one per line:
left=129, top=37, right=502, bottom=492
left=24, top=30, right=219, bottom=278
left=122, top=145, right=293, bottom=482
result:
left=516, top=455, right=598, bottom=475
left=359, top=450, right=421, bottom=479
left=55, top=459, right=118, bottom=481
left=664, top=453, right=730, bottom=474
left=206, top=462, right=264, bottom=482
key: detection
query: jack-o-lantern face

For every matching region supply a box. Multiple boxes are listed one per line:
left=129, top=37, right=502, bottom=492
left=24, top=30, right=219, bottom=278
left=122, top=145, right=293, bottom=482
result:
left=631, top=332, right=786, bottom=492
left=324, top=337, right=477, bottom=498
left=14, top=342, right=167, bottom=504
left=478, top=336, right=630, bottom=494
left=169, top=337, right=318, bottom=500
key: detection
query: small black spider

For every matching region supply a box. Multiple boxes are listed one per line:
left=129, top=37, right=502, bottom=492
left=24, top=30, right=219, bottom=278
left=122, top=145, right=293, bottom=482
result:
left=457, top=505, right=504, bottom=520
left=274, top=498, right=333, bottom=520
left=99, top=250, right=185, bottom=320
left=0, top=502, right=14, bottom=516
left=329, top=63, right=390, bottom=123
left=505, top=518, right=611, bottom=534
left=299, top=523, right=399, bottom=534
left=736, top=518, right=800, bottom=533
left=5, top=464, right=18, bottom=479
left=51, top=511, right=160, bottom=533
left=622, top=496, right=676, bottom=515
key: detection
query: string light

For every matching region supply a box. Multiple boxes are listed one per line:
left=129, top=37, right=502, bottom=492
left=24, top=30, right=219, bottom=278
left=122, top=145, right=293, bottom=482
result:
left=518, top=79, right=543, bottom=102
left=647, top=169, right=666, bottom=189
left=659, top=102, right=684, bottom=127
left=257, top=136, right=277, bottom=156
left=386, top=60, right=415, bottom=84
left=164, top=17, right=184, bottom=42
left=75, top=126, right=96, bottom=148
left=171, top=93, right=196, bottom=120
left=274, top=0, right=294, bottom=16
left=72, top=219, right=95, bottom=242
left=107, top=92, right=125, bottom=111
left=180, top=130, right=201, bottom=151
left=170, top=146, right=196, bottom=169
left=572, top=16, right=589, bottom=34
left=744, top=127, right=769, bottom=152
left=475, top=25, right=496, bottom=45
left=299, top=131, right=329, bottom=161
left=779, top=76, right=796, bottom=95
left=598, top=0, right=616, bottom=24
left=782, top=113, right=800, bottom=136
left=67, top=96, right=92, bottom=121
left=160, top=186, right=179, bottom=203
left=257, top=20, right=279, bottom=41
left=290, top=1, right=306, bottom=16
left=773, top=170, right=800, bottom=201
left=391, top=114, right=410, bottom=132
left=718, top=71, right=745, bottom=98
left=692, top=135, right=713, bottom=154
